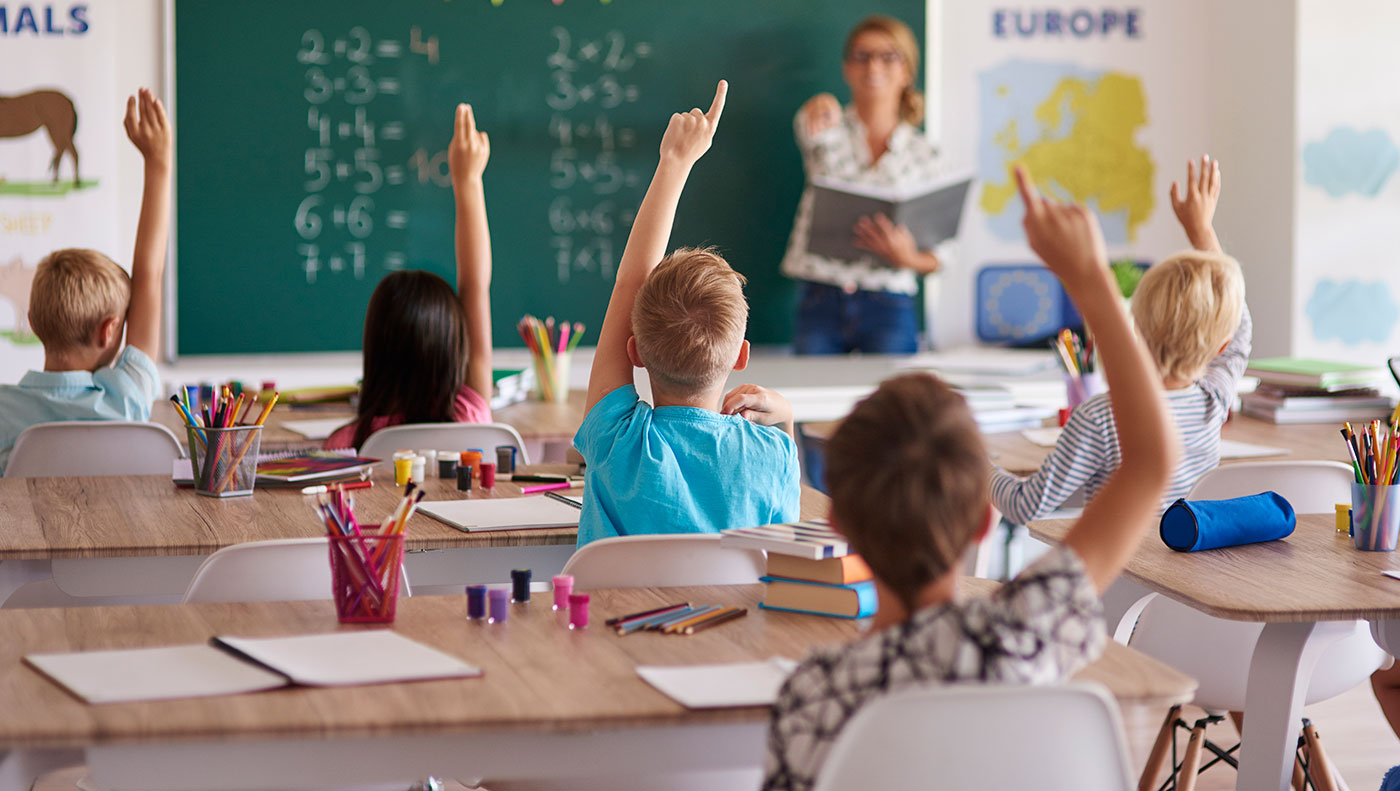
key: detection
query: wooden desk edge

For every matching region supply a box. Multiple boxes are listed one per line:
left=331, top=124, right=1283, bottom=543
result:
left=1025, top=518, right=1400, bottom=623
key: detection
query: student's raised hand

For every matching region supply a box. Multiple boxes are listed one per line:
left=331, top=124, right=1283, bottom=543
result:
left=123, top=88, right=171, bottom=170
left=800, top=92, right=841, bottom=138
left=853, top=213, right=922, bottom=269
left=721, top=383, right=793, bottom=429
left=448, top=103, right=490, bottom=183
left=658, top=80, right=727, bottom=169
left=1015, top=165, right=1108, bottom=289
left=1169, top=154, right=1222, bottom=252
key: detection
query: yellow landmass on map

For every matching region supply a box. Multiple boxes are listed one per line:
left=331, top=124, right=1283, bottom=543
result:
left=981, top=72, right=1154, bottom=240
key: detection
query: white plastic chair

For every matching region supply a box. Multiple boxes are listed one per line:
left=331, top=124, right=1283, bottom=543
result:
left=561, top=534, right=765, bottom=590
left=1184, top=460, right=1356, bottom=513
left=358, top=422, right=530, bottom=464
left=1131, top=461, right=1385, bottom=790
left=182, top=538, right=412, bottom=603
left=812, top=683, right=1134, bottom=791
left=6, top=421, right=184, bottom=477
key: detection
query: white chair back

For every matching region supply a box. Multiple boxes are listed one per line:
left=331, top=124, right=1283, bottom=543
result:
left=182, top=538, right=412, bottom=604
left=7, top=421, right=184, bottom=477
left=812, top=683, right=1134, bottom=791
left=1128, top=460, right=1384, bottom=711
left=358, top=422, right=530, bottom=464
left=561, top=534, right=765, bottom=591
left=1185, top=460, right=1355, bottom=513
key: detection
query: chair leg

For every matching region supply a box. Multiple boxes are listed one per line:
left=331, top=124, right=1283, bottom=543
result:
left=1175, top=721, right=1208, bottom=791
left=1301, top=719, right=1340, bottom=791
left=1138, top=705, right=1181, bottom=791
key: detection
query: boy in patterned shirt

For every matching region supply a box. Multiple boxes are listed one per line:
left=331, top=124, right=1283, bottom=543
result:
left=762, top=167, right=1181, bottom=791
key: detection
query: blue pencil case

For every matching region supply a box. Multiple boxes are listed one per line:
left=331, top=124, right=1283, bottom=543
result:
left=1159, top=492, right=1296, bottom=552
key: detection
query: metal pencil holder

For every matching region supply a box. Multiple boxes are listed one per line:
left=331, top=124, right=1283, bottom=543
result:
left=187, top=425, right=262, bottom=498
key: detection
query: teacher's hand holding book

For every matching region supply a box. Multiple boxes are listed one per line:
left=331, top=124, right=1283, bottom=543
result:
left=852, top=213, right=939, bottom=273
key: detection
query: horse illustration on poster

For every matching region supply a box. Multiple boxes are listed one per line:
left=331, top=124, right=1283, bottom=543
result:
left=0, top=90, right=80, bottom=185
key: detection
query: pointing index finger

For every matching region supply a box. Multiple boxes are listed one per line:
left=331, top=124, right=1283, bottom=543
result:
left=706, top=80, right=728, bottom=124
left=459, top=103, right=477, bottom=136
left=1013, top=165, right=1041, bottom=214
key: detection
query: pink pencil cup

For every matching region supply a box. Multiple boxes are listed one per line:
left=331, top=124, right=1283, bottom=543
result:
left=328, top=533, right=405, bottom=623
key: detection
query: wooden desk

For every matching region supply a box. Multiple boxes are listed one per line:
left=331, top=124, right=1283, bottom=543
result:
left=0, top=469, right=829, bottom=605
left=1029, top=514, right=1400, bottom=791
left=985, top=414, right=1350, bottom=476
left=0, top=583, right=1194, bottom=790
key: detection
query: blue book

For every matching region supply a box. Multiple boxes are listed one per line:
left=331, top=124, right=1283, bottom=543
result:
left=758, top=575, right=878, bottom=619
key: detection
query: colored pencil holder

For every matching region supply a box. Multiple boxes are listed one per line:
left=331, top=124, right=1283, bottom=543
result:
left=328, top=532, right=405, bottom=623
left=532, top=351, right=572, bottom=403
left=1064, top=371, right=1106, bottom=412
left=1350, top=482, right=1400, bottom=552
left=187, top=425, right=262, bottom=498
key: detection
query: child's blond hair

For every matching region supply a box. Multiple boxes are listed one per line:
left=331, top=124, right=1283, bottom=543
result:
left=1131, top=251, right=1244, bottom=383
left=29, top=248, right=131, bottom=351
left=631, top=247, right=748, bottom=390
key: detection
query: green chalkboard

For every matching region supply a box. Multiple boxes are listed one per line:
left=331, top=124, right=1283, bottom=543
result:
left=173, top=0, right=924, bottom=355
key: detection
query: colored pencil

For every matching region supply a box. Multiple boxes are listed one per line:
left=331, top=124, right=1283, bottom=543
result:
left=683, top=607, right=748, bottom=635
left=607, top=602, right=690, bottom=627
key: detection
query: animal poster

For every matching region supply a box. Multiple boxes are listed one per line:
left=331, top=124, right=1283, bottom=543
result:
left=0, top=1, right=118, bottom=369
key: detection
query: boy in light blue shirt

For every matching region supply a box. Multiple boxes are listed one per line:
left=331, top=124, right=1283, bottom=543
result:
left=574, top=80, right=801, bottom=547
left=0, top=89, right=171, bottom=475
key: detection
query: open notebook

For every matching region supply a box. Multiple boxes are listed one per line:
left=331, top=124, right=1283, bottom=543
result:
left=25, top=630, right=482, bottom=704
left=637, top=658, right=799, bottom=708
left=416, top=496, right=582, bottom=532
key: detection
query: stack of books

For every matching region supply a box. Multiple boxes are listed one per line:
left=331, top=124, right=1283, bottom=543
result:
left=720, top=521, right=877, bottom=619
left=1241, top=358, right=1394, bottom=424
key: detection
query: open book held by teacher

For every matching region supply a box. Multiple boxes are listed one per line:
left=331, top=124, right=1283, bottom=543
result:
left=806, top=173, right=973, bottom=263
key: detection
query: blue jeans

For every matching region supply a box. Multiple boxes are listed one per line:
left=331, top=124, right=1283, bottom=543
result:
left=792, top=281, right=919, bottom=355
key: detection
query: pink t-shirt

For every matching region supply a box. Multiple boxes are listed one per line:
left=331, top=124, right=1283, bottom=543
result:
left=324, top=385, right=492, bottom=450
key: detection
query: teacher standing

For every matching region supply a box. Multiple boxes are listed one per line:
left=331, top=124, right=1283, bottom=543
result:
left=782, top=15, right=946, bottom=355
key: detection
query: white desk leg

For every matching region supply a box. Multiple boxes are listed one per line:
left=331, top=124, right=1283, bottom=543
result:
left=0, top=748, right=83, bottom=791
left=1370, top=619, right=1400, bottom=657
left=0, top=559, right=53, bottom=606
left=1237, top=621, right=1352, bottom=791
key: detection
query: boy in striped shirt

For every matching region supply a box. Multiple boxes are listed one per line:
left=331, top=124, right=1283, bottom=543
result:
left=991, top=155, right=1250, bottom=524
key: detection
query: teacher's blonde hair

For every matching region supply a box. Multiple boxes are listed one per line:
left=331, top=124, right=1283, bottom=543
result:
left=845, top=15, right=924, bottom=127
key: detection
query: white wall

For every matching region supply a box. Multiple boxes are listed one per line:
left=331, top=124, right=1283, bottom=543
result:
left=1206, top=0, right=1298, bottom=359
left=1293, top=0, right=1400, bottom=364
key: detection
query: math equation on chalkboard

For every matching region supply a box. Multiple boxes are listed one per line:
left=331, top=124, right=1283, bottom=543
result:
left=292, top=26, right=428, bottom=284
left=545, top=27, right=651, bottom=283
left=286, top=23, right=649, bottom=287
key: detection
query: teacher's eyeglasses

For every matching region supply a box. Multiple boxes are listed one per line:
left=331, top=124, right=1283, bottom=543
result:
left=846, top=49, right=903, bottom=66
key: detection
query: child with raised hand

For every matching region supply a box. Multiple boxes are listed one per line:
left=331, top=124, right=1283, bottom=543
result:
left=762, top=167, right=1179, bottom=790
left=0, top=88, right=171, bottom=475
left=327, top=103, right=495, bottom=450
left=990, top=154, right=1251, bottom=524
left=574, top=80, right=802, bottom=547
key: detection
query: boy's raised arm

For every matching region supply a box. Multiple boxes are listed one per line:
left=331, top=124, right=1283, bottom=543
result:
left=585, top=80, right=728, bottom=412
left=1015, top=167, right=1179, bottom=592
left=449, top=103, right=494, bottom=403
left=1170, top=154, right=1223, bottom=254
left=123, top=88, right=172, bottom=360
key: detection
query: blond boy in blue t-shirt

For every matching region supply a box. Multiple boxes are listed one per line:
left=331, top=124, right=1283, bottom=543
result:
left=574, top=81, right=801, bottom=547
left=0, top=89, right=171, bottom=474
